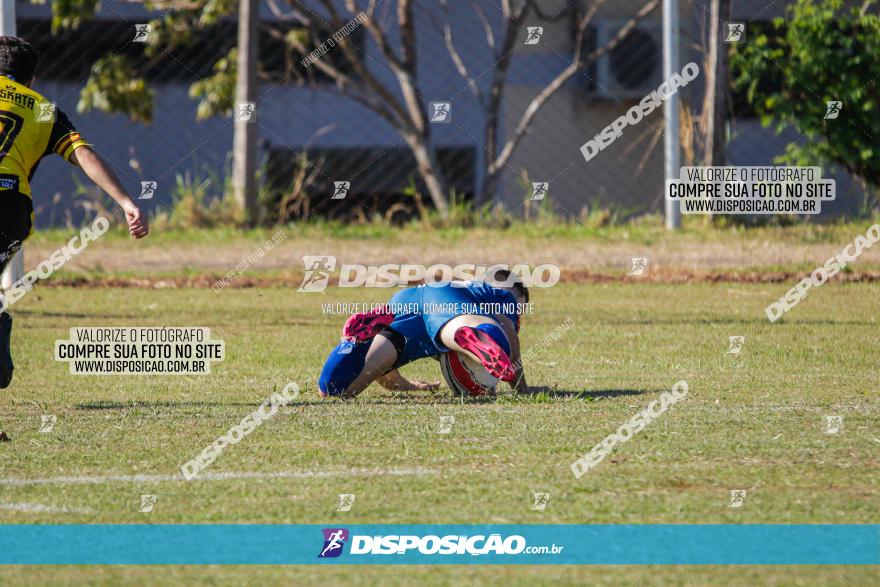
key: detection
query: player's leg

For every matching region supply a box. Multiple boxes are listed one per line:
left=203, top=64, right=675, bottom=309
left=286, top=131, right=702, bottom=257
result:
left=338, top=336, right=399, bottom=398
left=341, top=304, right=395, bottom=342
left=438, top=315, right=516, bottom=382
left=320, top=287, right=435, bottom=398
left=0, top=191, right=33, bottom=389
left=342, top=284, right=431, bottom=343
left=0, top=274, right=14, bottom=388
left=318, top=335, right=398, bottom=398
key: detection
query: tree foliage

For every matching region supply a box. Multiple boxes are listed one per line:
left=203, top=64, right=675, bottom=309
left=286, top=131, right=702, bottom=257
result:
left=38, top=0, right=99, bottom=33
left=34, top=0, right=238, bottom=123
left=731, top=0, right=880, bottom=189
left=188, top=48, right=237, bottom=121
left=78, top=55, right=154, bottom=123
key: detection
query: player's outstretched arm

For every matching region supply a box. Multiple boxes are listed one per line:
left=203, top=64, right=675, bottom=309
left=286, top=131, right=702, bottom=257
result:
left=70, top=147, right=149, bottom=239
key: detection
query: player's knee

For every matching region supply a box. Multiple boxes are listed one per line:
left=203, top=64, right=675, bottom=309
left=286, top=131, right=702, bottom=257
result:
left=318, top=339, right=370, bottom=397
left=318, top=369, right=346, bottom=397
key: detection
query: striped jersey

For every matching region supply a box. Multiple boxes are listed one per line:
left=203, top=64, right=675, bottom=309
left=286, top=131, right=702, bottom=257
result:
left=0, top=76, right=89, bottom=197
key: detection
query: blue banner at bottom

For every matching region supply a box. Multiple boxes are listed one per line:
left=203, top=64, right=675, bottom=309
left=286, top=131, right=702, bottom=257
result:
left=0, top=524, right=877, bottom=565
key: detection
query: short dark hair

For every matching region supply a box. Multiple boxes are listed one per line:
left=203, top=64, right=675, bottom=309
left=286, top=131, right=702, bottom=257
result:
left=490, top=269, right=530, bottom=303
left=0, top=37, right=39, bottom=83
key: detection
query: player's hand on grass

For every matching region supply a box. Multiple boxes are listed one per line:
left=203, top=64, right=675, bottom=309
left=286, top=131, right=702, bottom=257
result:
left=409, top=379, right=441, bottom=391
left=378, top=370, right=439, bottom=392
left=122, top=202, right=149, bottom=239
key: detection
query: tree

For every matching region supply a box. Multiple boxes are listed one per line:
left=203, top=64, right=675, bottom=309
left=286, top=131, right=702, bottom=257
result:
left=700, top=0, right=732, bottom=167
left=451, top=0, right=661, bottom=205
left=281, top=0, right=658, bottom=208
left=47, top=0, right=660, bottom=215
left=730, top=0, right=880, bottom=192
left=232, top=0, right=259, bottom=224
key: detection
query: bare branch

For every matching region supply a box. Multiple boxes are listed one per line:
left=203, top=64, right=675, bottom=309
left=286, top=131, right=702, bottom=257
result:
left=586, top=0, right=660, bottom=62
left=470, top=0, right=495, bottom=52
left=266, top=0, right=311, bottom=23
left=575, top=0, right=609, bottom=38
left=432, top=0, right=484, bottom=103
left=295, top=46, right=395, bottom=122
left=320, top=82, right=402, bottom=129
left=390, top=0, right=431, bottom=135
left=397, top=0, right=417, bottom=71
left=344, top=0, right=405, bottom=72
left=483, top=1, right=530, bottom=175
left=288, top=28, right=401, bottom=126
left=302, top=0, right=411, bottom=127
left=514, top=0, right=531, bottom=20
left=501, top=0, right=513, bottom=18
left=490, top=0, right=661, bottom=174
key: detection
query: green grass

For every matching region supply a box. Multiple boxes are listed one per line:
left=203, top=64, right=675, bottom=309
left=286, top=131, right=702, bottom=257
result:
left=0, top=282, right=878, bottom=584
left=27, top=212, right=880, bottom=248
left=1, top=565, right=878, bottom=586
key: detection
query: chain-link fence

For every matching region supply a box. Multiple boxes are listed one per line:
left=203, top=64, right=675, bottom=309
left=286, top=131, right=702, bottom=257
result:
left=15, top=0, right=874, bottom=227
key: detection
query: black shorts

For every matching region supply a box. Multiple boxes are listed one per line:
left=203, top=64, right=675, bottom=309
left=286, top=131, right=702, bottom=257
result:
left=0, top=190, right=33, bottom=274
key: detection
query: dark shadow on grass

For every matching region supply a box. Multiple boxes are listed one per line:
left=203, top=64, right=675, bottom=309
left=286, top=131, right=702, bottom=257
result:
left=74, top=400, right=319, bottom=410
left=501, top=388, right=654, bottom=401
left=75, top=398, right=502, bottom=409
left=74, top=387, right=654, bottom=410
left=598, top=317, right=871, bottom=326
left=316, top=388, right=656, bottom=404
left=14, top=310, right=142, bottom=320
left=540, top=388, right=651, bottom=399
left=590, top=388, right=658, bottom=399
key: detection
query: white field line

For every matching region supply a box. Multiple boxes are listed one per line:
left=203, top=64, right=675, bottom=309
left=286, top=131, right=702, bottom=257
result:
left=0, top=502, right=93, bottom=514
left=0, top=466, right=434, bottom=487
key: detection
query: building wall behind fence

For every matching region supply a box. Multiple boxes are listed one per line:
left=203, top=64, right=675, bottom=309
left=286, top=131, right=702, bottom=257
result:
left=17, top=0, right=871, bottom=227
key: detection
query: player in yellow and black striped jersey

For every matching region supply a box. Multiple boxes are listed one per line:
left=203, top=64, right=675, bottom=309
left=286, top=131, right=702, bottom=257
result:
left=0, top=86, right=91, bottom=195
left=0, top=36, right=150, bottom=389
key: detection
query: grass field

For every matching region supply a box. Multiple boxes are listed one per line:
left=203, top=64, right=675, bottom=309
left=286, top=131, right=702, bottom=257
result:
left=23, top=217, right=880, bottom=279
left=0, top=275, right=878, bottom=583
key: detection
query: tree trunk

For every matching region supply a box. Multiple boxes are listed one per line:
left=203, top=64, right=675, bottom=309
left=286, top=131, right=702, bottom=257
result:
left=702, top=0, right=732, bottom=166
left=476, top=16, right=523, bottom=207
left=480, top=167, right=503, bottom=209
left=232, top=0, right=259, bottom=225
left=406, top=133, right=449, bottom=215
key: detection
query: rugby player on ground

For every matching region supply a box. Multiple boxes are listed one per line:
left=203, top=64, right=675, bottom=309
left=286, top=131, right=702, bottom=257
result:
left=318, top=270, right=532, bottom=398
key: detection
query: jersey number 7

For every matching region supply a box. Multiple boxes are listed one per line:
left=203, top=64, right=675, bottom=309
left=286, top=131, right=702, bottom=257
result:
left=0, top=111, right=24, bottom=164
